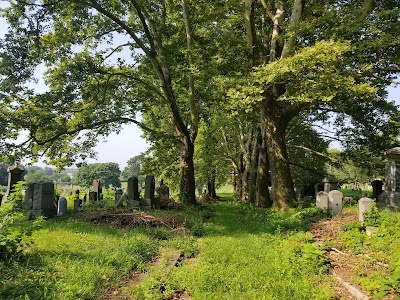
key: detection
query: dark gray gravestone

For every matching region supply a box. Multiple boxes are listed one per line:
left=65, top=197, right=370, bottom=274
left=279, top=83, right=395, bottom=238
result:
left=23, top=183, right=35, bottom=210
left=322, top=176, right=339, bottom=193
left=31, top=182, right=56, bottom=218
left=127, top=177, right=140, bottom=201
left=371, top=179, right=383, bottom=200
left=142, top=175, right=155, bottom=208
left=89, top=191, right=97, bottom=203
left=0, top=194, right=3, bottom=206
left=92, top=180, right=101, bottom=201
left=5, top=165, right=24, bottom=198
left=159, top=184, right=170, bottom=199
left=73, top=199, right=81, bottom=211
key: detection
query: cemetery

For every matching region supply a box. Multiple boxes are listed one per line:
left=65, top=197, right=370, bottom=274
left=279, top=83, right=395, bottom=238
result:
left=1, top=1, right=400, bottom=300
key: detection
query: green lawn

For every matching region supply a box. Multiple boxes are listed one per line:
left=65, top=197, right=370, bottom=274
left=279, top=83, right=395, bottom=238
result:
left=128, top=197, right=334, bottom=300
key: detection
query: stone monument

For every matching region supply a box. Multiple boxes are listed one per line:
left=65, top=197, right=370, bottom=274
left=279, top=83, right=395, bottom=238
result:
left=142, top=175, right=155, bottom=208
left=316, top=191, right=329, bottom=210
left=328, top=190, right=343, bottom=217
left=371, top=179, right=383, bottom=200
left=378, top=147, right=400, bottom=211
left=127, top=176, right=140, bottom=207
left=5, top=165, right=24, bottom=199
left=31, top=182, right=56, bottom=218
left=323, top=176, right=339, bottom=193
left=358, top=197, right=375, bottom=224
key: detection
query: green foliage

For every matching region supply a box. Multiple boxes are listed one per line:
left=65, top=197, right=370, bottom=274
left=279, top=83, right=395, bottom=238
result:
left=363, top=205, right=382, bottom=227
left=0, top=183, right=44, bottom=260
left=76, top=163, right=121, bottom=188
left=121, top=154, right=145, bottom=182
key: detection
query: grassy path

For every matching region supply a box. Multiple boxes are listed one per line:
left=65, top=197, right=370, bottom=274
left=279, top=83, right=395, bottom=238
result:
left=129, top=199, right=334, bottom=299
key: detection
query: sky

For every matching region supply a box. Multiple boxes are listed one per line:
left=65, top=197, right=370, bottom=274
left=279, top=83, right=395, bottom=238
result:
left=0, top=5, right=399, bottom=170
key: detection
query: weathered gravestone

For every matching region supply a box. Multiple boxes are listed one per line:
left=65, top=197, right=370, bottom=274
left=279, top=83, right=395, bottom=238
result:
left=142, top=175, right=155, bottom=208
left=0, top=194, right=2, bottom=206
left=371, top=179, right=383, bottom=200
left=158, top=183, right=170, bottom=199
left=328, top=190, right=343, bottom=217
left=31, top=182, right=56, bottom=218
left=358, top=197, right=375, bottom=224
left=23, top=183, right=35, bottom=210
left=5, top=165, right=24, bottom=199
left=92, top=180, right=101, bottom=201
left=323, top=176, right=339, bottom=193
left=379, top=147, right=400, bottom=211
left=73, top=199, right=81, bottom=211
left=316, top=191, right=329, bottom=210
left=127, top=176, right=140, bottom=207
left=89, top=191, right=97, bottom=203
left=57, top=197, right=67, bottom=215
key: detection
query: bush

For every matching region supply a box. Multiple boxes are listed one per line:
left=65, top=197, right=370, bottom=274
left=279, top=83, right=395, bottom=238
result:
left=0, top=182, right=44, bottom=259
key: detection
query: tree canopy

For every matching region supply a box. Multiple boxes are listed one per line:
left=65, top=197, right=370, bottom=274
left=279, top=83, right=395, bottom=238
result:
left=76, top=163, right=121, bottom=188
left=0, top=0, right=399, bottom=209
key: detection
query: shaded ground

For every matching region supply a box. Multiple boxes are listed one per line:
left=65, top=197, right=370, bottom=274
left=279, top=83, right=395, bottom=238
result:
left=308, top=209, right=394, bottom=300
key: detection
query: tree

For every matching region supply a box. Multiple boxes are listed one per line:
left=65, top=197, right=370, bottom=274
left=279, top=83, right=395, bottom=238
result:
left=228, top=0, right=400, bottom=210
left=76, top=163, right=121, bottom=188
left=24, top=167, right=50, bottom=183
left=0, top=0, right=226, bottom=204
left=121, top=154, right=145, bottom=183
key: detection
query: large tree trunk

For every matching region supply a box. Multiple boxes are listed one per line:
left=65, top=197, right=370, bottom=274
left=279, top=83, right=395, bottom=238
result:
left=179, top=137, right=196, bottom=205
left=248, top=128, right=260, bottom=203
left=241, top=130, right=253, bottom=203
left=262, top=100, right=296, bottom=210
left=256, top=125, right=272, bottom=207
left=207, top=170, right=217, bottom=199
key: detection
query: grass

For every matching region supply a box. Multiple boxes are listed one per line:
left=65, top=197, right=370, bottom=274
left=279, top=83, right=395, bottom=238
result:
left=127, top=196, right=334, bottom=300
left=0, top=205, right=199, bottom=300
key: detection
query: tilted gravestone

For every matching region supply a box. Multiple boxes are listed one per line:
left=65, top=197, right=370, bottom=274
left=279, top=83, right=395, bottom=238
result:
left=57, top=197, right=67, bottom=215
left=316, top=191, right=329, bottom=210
left=379, top=147, right=400, bottom=211
left=328, top=190, right=343, bottom=217
left=371, top=179, right=383, bottom=200
left=142, top=175, right=155, bottom=208
left=323, top=176, right=339, bottom=193
left=31, top=182, right=56, bottom=218
left=5, top=165, right=24, bottom=199
left=358, top=197, right=375, bottom=224
left=115, top=189, right=123, bottom=203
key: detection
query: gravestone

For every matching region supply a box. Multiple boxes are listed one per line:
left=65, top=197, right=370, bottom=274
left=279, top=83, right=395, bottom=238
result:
left=57, top=197, right=67, bottom=215
left=0, top=194, right=2, bottom=206
left=328, top=190, right=343, bottom=217
left=378, top=147, right=400, bottom=211
left=89, top=191, right=97, bottom=203
left=5, top=165, right=24, bottom=199
left=142, top=175, right=155, bottom=208
left=358, top=197, right=375, bottom=224
left=23, top=183, right=35, bottom=210
left=73, top=199, right=81, bottom=211
left=371, top=179, right=383, bottom=200
left=127, top=177, right=140, bottom=203
left=302, top=196, right=313, bottom=207
left=159, top=183, right=170, bottom=199
left=92, top=180, right=101, bottom=201
left=323, top=176, right=339, bottom=193
left=31, top=182, right=56, bottom=218
left=316, top=191, right=329, bottom=210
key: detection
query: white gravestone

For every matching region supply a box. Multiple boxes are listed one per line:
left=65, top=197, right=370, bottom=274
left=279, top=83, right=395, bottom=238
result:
left=328, top=190, right=343, bottom=217
left=57, top=197, right=67, bottom=215
left=316, top=191, right=329, bottom=210
left=358, top=197, right=375, bottom=224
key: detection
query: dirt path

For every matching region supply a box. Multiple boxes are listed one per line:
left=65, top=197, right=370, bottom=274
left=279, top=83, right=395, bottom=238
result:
left=308, top=210, right=394, bottom=300
left=102, top=249, right=188, bottom=300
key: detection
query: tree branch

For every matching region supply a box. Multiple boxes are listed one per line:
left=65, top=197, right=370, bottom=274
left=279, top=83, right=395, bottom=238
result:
left=281, top=0, right=304, bottom=59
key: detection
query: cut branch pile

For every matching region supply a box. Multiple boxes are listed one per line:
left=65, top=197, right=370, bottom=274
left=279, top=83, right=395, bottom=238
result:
left=86, top=209, right=184, bottom=229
